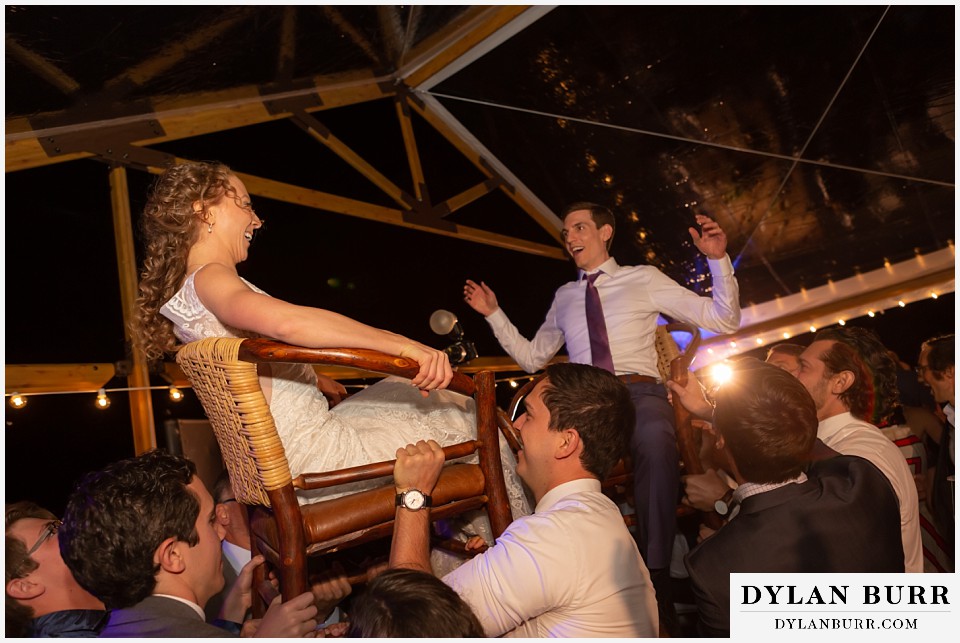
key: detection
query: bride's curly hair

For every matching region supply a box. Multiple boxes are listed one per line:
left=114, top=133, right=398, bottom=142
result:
left=132, top=161, right=236, bottom=361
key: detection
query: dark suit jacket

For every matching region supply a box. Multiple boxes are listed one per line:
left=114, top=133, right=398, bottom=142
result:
left=684, top=455, right=904, bottom=638
left=99, top=595, right=234, bottom=638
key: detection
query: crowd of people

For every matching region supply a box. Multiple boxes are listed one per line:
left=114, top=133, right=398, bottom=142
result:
left=5, top=162, right=954, bottom=638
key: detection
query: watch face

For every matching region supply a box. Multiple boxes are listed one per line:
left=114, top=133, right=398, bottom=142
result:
left=714, top=500, right=728, bottom=515
left=403, top=490, right=426, bottom=510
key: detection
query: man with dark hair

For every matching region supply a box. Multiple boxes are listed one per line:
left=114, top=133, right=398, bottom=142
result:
left=346, top=568, right=484, bottom=637
left=464, top=203, right=740, bottom=630
left=204, top=471, right=251, bottom=622
left=5, top=502, right=106, bottom=637
left=684, top=360, right=904, bottom=637
left=918, top=333, right=954, bottom=561
left=765, top=342, right=805, bottom=376
left=795, top=326, right=923, bottom=572
left=389, top=362, right=658, bottom=638
left=59, top=450, right=319, bottom=638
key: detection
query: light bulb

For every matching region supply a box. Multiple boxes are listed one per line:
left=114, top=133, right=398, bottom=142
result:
left=169, top=387, right=184, bottom=402
left=782, top=332, right=791, bottom=339
left=838, top=319, right=846, bottom=326
left=509, top=380, right=518, bottom=388
left=898, top=300, right=906, bottom=308
left=710, top=363, right=733, bottom=387
left=809, top=326, right=817, bottom=333
left=755, top=338, right=764, bottom=345
left=8, top=393, right=27, bottom=409
left=96, top=389, right=111, bottom=410
left=867, top=311, right=875, bottom=318
left=931, top=292, right=939, bottom=299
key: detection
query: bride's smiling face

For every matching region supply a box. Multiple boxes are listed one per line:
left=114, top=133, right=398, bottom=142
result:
left=209, top=175, right=262, bottom=263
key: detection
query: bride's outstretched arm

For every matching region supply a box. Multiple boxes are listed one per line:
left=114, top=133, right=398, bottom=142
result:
left=193, top=262, right=452, bottom=390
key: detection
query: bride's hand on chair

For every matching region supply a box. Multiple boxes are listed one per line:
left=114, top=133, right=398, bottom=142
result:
left=399, top=343, right=453, bottom=393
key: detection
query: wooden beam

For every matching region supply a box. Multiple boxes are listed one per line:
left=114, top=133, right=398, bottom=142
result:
left=104, top=7, right=256, bottom=93
left=234, top=169, right=566, bottom=259
left=401, top=6, right=532, bottom=89
left=438, top=179, right=501, bottom=216
left=292, top=110, right=413, bottom=209
left=5, top=35, right=81, bottom=95
left=395, top=94, right=428, bottom=203
left=6, top=70, right=391, bottom=172
left=322, top=6, right=382, bottom=66
left=408, top=95, right=564, bottom=244
left=277, top=6, right=298, bottom=81
left=109, top=166, right=156, bottom=454
left=5, top=364, right=116, bottom=394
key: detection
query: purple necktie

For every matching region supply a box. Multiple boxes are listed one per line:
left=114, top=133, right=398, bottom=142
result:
left=585, top=272, right=615, bottom=373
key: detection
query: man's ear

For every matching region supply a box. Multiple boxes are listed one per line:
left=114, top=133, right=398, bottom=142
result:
left=154, top=536, right=186, bottom=574
left=599, top=223, right=613, bottom=244
left=945, top=365, right=955, bottom=382
left=555, top=428, right=582, bottom=460
left=832, top=370, right=855, bottom=395
left=6, top=577, right=43, bottom=601
left=215, top=503, right=231, bottom=527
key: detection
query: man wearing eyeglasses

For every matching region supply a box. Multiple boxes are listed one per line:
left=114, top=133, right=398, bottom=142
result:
left=5, top=501, right=107, bottom=637
left=204, top=471, right=252, bottom=623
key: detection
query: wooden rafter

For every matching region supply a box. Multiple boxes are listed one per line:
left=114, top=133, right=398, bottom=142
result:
left=395, top=94, right=428, bottom=203
left=322, top=5, right=382, bottom=67
left=104, top=6, right=257, bottom=93
left=5, top=35, right=81, bottom=95
left=277, top=6, right=298, bottom=81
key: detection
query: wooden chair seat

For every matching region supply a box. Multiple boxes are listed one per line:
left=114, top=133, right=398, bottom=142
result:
left=176, top=336, right=512, bottom=611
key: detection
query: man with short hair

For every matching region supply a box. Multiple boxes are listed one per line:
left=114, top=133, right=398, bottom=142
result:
left=389, top=362, right=659, bottom=638
left=764, top=342, right=804, bottom=376
left=205, top=472, right=252, bottom=622
left=795, top=327, right=923, bottom=572
left=464, top=203, right=740, bottom=630
left=59, top=450, right=319, bottom=638
left=684, top=360, right=904, bottom=637
left=5, top=502, right=107, bottom=637
left=917, top=333, right=954, bottom=561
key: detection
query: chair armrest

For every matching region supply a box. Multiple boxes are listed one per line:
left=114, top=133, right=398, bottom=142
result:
left=238, top=338, right=475, bottom=396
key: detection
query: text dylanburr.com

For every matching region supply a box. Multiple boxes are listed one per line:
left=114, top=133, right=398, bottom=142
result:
left=730, top=573, right=957, bottom=639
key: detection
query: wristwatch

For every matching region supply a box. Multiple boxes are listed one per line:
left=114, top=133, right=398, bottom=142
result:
left=713, top=488, right=736, bottom=516
left=396, top=489, right=432, bottom=511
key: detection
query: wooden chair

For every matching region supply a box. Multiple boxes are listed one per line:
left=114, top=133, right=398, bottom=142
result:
left=498, top=322, right=707, bottom=525
left=176, top=336, right=513, bottom=611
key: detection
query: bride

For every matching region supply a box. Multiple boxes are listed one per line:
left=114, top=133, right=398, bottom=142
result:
left=132, top=161, right=531, bottom=539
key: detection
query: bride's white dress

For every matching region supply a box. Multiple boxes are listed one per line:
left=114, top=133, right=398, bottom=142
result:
left=161, top=268, right=531, bottom=561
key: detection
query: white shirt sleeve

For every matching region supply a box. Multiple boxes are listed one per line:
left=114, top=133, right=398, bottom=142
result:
left=484, top=298, right=566, bottom=373
left=647, top=254, right=741, bottom=333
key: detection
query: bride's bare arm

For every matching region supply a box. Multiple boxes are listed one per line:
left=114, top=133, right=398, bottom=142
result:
left=193, top=263, right=452, bottom=390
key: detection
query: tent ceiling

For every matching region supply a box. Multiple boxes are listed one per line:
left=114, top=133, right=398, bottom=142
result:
left=5, top=4, right=955, bottom=373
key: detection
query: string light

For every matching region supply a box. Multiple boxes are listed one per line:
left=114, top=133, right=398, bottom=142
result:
left=509, top=379, right=518, bottom=388
left=95, top=388, right=111, bottom=410
left=782, top=332, right=791, bottom=339
left=898, top=300, right=906, bottom=307
left=8, top=393, right=27, bottom=410
left=168, top=386, right=184, bottom=402
left=838, top=319, right=846, bottom=326
left=931, top=292, right=939, bottom=299
left=867, top=310, right=875, bottom=318
left=809, top=326, right=817, bottom=333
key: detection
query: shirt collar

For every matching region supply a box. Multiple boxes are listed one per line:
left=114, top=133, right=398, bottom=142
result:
left=222, top=539, right=251, bottom=574
left=153, top=594, right=205, bottom=620
left=577, top=257, right=620, bottom=282
left=944, top=403, right=955, bottom=428
left=535, top=478, right=601, bottom=512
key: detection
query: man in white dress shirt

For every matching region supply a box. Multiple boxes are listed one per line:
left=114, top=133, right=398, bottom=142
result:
left=388, top=362, right=659, bottom=638
left=464, top=203, right=740, bottom=629
left=795, top=327, right=924, bottom=572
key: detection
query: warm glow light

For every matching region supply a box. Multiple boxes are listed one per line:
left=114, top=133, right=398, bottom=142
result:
left=838, top=319, right=846, bottom=326
left=782, top=332, right=791, bottom=339
left=867, top=311, right=875, bottom=318
left=809, top=326, right=817, bottom=333
left=756, top=338, right=764, bottom=345
left=931, top=292, right=939, bottom=299
left=509, top=380, right=518, bottom=389
left=729, top=341, right=737, bottom=348
left=8, top=393, right=27, bottom=410
left=169, top=387, right=184, bottom=402
left=95, top=388, right=111, bottom=410
left=707, top=348, right=715, bottom=354
left=710, top=363, right=734, bottom=387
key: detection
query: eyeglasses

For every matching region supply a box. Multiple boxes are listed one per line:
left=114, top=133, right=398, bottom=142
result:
left=219, top=498, right=237, bottom=505
left=27, top=520, right=62, bottom=556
